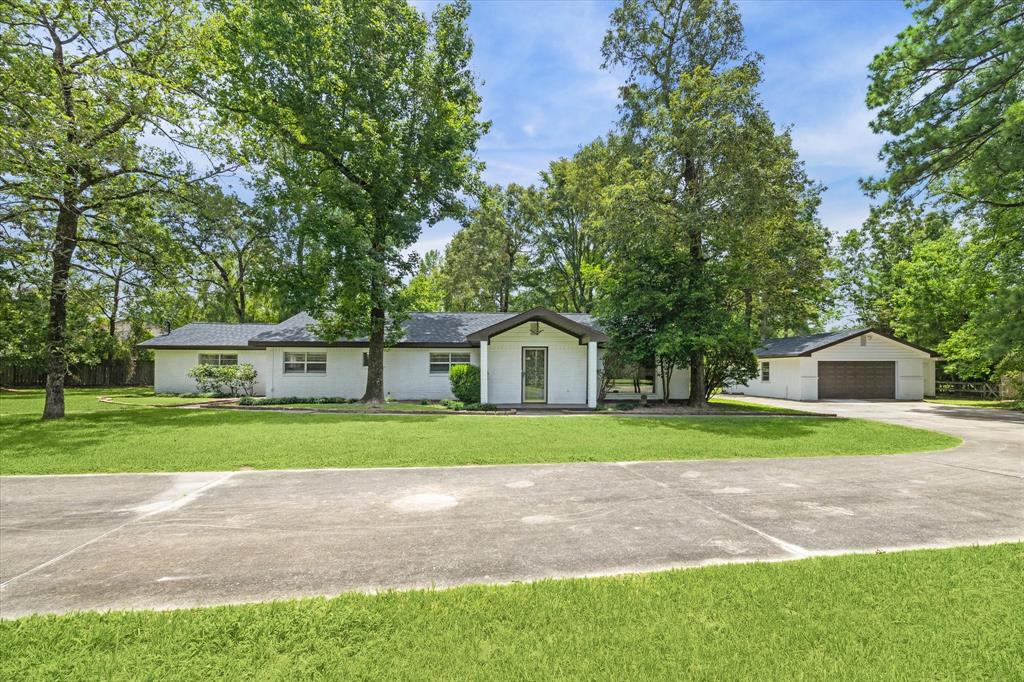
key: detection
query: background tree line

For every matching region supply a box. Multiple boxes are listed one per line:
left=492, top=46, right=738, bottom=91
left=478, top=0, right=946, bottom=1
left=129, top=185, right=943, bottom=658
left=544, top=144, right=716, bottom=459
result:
left=3, top=0, right=1020, bottom=418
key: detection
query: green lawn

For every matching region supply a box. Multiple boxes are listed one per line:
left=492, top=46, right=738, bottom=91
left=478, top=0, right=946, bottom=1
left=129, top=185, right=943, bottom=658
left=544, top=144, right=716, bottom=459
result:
left=926, top=397, right=1020, bottom=410
left=1, top=543, right=1019, bottom=680
left=0, top=388, right=958, bottom=475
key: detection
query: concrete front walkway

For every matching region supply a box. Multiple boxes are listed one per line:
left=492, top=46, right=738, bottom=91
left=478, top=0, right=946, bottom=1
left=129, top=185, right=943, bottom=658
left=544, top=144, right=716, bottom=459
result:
left=1, top=401, right=1021, bottom=618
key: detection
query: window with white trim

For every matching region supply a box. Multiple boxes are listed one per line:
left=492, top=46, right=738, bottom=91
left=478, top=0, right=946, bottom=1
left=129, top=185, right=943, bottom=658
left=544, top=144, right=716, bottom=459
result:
left=198, top=353, right=238, bottom=366
left=283, top=351, right=327, bottom=374
left=429, top=352, right=471, bottom=375
left=761, top=361, right=770, bottom=382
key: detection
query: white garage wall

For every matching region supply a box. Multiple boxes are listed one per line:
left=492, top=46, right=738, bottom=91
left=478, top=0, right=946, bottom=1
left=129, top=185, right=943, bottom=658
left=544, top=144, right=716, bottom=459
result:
left=923, top=359, right=936, bottom=397
left=811, top=333, right=930, bottom=400
left=487, top=322, right=587, bottom=404
left=727, top=357, right=803, bottom=399
left=153, top=349, right=269, bottom=395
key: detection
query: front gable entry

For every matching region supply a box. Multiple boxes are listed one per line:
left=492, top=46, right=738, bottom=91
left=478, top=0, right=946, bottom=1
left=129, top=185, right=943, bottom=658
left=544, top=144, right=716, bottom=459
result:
left=466, top=307, right=608, bottom=345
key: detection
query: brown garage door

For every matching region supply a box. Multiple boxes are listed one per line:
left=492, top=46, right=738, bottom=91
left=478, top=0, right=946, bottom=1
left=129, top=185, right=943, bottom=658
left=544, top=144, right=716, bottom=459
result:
left=818, top=361, right=895, bottom=399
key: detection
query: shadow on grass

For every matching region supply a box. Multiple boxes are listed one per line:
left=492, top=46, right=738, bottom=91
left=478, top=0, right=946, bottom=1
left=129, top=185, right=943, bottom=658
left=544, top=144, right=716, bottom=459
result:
left=608, top=415, right=836, bottom=440
left=913, top=404, right=1024, bottom=424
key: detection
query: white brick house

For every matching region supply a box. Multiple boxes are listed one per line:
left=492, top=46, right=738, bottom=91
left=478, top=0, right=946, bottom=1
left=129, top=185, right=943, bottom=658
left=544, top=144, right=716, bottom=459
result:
left=141, top=308, right=685, bottom=407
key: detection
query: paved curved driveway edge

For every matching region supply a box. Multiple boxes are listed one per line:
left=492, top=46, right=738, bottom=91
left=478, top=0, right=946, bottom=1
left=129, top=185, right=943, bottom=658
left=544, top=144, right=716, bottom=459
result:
left=1, top=401, right=1021, bottom=618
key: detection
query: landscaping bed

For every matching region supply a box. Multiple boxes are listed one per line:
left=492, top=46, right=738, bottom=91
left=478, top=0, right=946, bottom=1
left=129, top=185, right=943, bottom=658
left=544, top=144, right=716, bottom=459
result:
left=2, top=543, right=1019, bottom=680
left=604, top=396, right=820, bottom=415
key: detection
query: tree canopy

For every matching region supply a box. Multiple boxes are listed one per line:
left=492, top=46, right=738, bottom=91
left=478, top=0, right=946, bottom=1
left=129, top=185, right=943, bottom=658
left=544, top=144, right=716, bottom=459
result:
left=202, top=0, right=487, bottom=401
left=844, top=0, right=1024, bottom=385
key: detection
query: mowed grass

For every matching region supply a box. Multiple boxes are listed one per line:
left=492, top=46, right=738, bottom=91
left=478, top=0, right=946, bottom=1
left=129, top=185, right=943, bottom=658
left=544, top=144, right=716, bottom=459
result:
left=2, top=544, right=1020, bottom=680
left=926, top=397, right=1021, bottom=410
left=0, top=388, right=959, bottom=475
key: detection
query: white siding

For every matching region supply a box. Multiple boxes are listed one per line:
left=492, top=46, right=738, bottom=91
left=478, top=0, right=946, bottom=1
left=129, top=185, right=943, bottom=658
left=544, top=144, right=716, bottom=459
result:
left=265, top=347, right=479, bottom=400
left=486, top=322, right=588, bottom=404
left=385, top=348, right=478, bottom=400
left=155, top=347, right=483, bottom=399
left=923, top=359, right=936, bottom=397
left=727, top=357, right=803, bottom=400
left=654, top=364, right=691, bottom=401
left=798, top=357, right=819, bottom=400
left=266, top=347, right=363, bottom=398
left=153, top=349, right=269, bottom=395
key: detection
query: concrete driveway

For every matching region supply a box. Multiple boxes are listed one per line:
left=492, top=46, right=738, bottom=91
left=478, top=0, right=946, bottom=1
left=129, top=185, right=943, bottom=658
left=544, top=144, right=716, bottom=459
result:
left=1, top=401, right=1021, bottom=618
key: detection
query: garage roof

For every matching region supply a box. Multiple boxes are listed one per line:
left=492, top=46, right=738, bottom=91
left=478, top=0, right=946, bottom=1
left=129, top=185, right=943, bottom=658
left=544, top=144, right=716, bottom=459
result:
left=755, top=327, right=940, bottom=358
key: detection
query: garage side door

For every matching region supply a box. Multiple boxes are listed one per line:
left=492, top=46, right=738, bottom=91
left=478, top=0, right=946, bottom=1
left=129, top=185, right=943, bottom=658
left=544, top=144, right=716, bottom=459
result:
left=817, top=361, right=895, bottom=399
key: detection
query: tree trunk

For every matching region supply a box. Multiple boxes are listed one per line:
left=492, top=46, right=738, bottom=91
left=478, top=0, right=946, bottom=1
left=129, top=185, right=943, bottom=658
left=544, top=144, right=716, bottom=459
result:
left=361, top=242, right=386, bottom=403
left=108, top=272, right=121, bottom=339
left=659, top=356, right=674, bottom=404
left=237, top=252, right=247, bottom=322
left=684, top=155, right=707, bottom=408
left=361, top=304, right=386, bottom=403
left=690, top=350, right=706, bottom=407
left=743, top=289, right=753, bottom=336
left=43, top=204, right=79, bottom=419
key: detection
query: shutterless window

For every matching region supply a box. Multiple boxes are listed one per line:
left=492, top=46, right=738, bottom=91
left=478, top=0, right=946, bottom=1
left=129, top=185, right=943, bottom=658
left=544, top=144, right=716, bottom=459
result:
left=198, top=353, right=238, bottom=366
left=761, top=361, right=770, bottom=382
left=429, top=352, right=471, bottom=374
left=283, top=351, right=327, bottom=374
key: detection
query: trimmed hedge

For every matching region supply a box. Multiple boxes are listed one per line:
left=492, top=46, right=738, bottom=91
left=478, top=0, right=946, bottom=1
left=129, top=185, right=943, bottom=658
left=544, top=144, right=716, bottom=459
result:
left=238, top=396, right=357, bottom=406
left=441, top=399, right=499, bottom=412
left=449, top=364, right=481, bottom=403
left=187, top=364, right=258, bottom=396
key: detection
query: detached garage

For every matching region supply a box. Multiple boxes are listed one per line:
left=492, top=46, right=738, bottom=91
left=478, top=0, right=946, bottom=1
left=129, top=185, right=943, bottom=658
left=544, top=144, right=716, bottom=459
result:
left=725, top=327, right=939, bottom=401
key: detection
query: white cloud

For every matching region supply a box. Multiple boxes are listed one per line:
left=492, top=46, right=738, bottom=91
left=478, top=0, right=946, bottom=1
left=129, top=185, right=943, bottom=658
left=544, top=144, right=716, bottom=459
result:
left=790, top=104, right=884, bottom=172
left=406, top=232, right=456, bottom=261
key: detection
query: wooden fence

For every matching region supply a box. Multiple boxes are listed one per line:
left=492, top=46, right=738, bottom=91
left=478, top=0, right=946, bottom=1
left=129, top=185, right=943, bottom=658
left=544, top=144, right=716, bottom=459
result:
left=936, top=380, right=1002, bottom=399
left=0, top=360, right=154, bottom=388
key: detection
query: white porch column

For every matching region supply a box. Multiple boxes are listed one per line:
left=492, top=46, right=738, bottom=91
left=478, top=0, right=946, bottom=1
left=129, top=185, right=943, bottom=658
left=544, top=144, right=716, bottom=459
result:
left=479, top=339, right=489, bottom=403
left=586, top=341, right=598, bottom=408
left=266, top=348, right=275, bottom=397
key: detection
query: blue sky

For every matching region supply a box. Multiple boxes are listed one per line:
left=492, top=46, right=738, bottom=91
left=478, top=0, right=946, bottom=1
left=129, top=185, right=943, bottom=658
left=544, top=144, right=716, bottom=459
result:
left=410, top=0, right=914, bottom=257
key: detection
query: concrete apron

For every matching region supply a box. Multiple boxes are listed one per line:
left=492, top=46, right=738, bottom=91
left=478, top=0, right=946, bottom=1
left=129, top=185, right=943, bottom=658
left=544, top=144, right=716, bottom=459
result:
left=1, top=402, right=1021, bottom=618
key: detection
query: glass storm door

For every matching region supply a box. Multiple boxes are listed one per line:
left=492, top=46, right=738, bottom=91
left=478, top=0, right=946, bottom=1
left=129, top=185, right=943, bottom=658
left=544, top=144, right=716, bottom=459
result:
left=522, top=347, right=547, bottom=403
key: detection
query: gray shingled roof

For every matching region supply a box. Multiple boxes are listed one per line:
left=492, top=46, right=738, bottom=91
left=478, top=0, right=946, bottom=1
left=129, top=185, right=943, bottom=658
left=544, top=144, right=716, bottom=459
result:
left=138, top=322, right=277, bottom=349
left=142, top=311, right=605, bottom=348
left=755, top=327, right=875, bottom=357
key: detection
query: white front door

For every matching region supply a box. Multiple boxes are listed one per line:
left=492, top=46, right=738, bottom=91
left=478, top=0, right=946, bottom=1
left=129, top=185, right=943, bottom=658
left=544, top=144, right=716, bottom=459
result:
left=522, top=347, right=547, bottom=403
